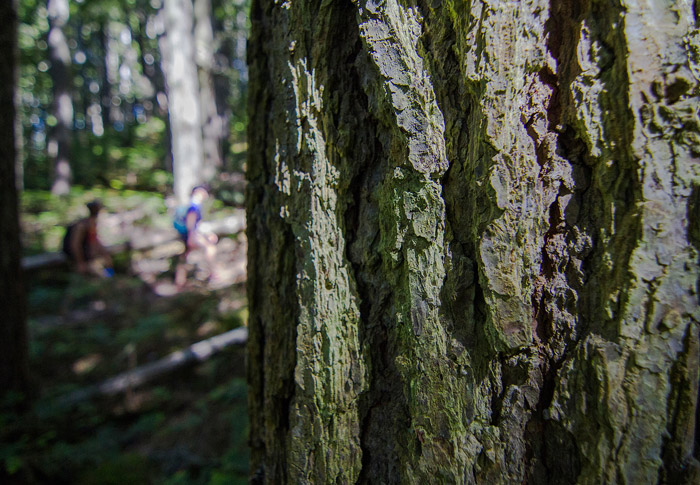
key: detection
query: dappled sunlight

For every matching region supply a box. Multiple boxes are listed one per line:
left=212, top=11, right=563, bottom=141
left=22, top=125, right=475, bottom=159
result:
left=22, top=193, right=249, bottom=400
left=8, top=0, right=252, bottom=479
left=21, top=190, right=247, bottom=296
left=196, top=320, right=218, bottom=337
left=72, top=353, right=102, bottom=375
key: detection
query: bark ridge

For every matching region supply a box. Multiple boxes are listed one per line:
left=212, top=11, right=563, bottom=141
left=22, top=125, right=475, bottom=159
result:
left=247, top=1, right=700, bottom=483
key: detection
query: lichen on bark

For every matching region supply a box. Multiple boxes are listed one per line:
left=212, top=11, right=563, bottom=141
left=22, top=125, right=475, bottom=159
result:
left=247, top=0, right=700, bottom=483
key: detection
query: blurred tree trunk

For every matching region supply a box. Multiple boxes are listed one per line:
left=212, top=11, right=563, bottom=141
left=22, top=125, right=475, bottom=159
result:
left=246, top=1, right=700, bottom=483
left=47, top=0, right=73, bottom=195
left=194, top=0, right=224, bottom=182
left=134, top=11, right=162, bottom=118
left=162, top=0, right=204, bottom=204
left=0, top=0, right=30, bottom=402
left=104, top=22, right=126, bottom=129
left=96, top=20, right=109, bottom=134
left=15, top=91, right=24, bottom=191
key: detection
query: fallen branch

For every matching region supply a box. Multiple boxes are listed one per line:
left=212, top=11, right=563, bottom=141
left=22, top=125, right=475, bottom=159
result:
left=22, top=252, right=69, bottom=271
left=59, top=327, right=248, bottom=405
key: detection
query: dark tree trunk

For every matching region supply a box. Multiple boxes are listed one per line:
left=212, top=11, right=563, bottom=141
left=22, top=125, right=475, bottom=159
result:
left=0, top=0, right=30, bottom=402
left=99, top=20, right=111, bottom=132
left=247, top=1, right=700, bottom=484
left=47, top=0, right=73, bottom=195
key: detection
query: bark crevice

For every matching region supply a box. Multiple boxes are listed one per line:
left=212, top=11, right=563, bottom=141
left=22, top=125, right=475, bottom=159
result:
left=661, top=324, right=700, bottom=482
left=247, top=1, right=700, bottom=482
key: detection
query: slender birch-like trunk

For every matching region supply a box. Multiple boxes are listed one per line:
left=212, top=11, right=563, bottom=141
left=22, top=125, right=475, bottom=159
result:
left=162, top=0, right=204, bottom=204
left=194, top=0, right=224, bottom=182
left=47, top=0, right=73, bottom=195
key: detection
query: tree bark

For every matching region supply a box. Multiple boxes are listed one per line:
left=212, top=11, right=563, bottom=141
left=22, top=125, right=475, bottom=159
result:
left=162, top=0, right=205, bottom=204
left=47, top=0, right=74, bottom=195
left=194, top=0, right=224, bottom=182
left=247, top=1, right=700, bottom=484
left=0, top=0, right=30, bottom=402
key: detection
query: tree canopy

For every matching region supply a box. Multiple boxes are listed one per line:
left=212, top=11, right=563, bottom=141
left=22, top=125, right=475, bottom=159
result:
left=17, top=0, right=249, bottom=195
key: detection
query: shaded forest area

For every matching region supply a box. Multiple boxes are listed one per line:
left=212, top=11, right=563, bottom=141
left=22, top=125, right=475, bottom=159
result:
left=2, top=0, right=251, bottom=483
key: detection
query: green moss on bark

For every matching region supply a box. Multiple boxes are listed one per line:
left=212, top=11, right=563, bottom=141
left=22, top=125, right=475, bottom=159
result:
left=247, top=0, right=700, bottom=483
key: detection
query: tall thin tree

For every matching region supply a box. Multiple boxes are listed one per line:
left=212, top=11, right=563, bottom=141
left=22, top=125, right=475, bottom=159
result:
left=162, top=0, right=204, bottom=204
left=194, top=0, right=223, bottom=182
left=47, top=0, right=73, bottom=195
left=0, top=0, right=30, bottom=403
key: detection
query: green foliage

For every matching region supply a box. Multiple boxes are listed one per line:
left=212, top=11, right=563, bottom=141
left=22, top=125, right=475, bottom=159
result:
left=8, top=260, right=250, bottom=483
left=116, top=314, right=169, bottom=347
left=26, top=285, right=64, bottom=314
left=209, top=468, right=248, bottom=485
left=76, top=453, right=154, bottom=485
left=218, top=306, right=248, bottom=331
left=69, top=120, right=170, bottom=191
left=20, top=187, right=166, bottom=254
left=206, top=378, right=249, bottom=484
left=125, top=412, right=167, bottom=441
left=162, top=470, right=195, bottom=485
left=16, top=0, right=251, bottom=190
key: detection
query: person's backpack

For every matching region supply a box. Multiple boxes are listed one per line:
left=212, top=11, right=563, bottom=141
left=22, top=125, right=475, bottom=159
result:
left=173, top=206, right=189, bottom=235
left=62, top=224, right=75, bottom=255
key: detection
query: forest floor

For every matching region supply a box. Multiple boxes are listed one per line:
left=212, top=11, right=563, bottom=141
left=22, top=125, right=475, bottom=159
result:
left=2, top=189, right=249, bottom=484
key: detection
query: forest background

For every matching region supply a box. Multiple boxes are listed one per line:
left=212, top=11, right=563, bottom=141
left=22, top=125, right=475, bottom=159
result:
left=2, top=0, right=252, bottom=483
left=6, top=0, right=700, bottom=483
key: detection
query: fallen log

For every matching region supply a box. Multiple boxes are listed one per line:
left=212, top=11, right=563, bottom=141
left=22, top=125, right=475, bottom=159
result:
left=21, top=251, right=69, bottom=271
left=58, top=327, right=248, bottom=405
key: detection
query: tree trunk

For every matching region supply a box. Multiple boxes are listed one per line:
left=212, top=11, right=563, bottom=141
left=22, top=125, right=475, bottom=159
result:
left=247, top=1, right=700, bottom=484
left=0, top=0, right=30, bottom=402
left=47, top=0, right=73, bottom=195
left=194, top=0, right=224, bottom=182
left=162, top=0, right=204, bottom=204
left=97, top=20, right=110, bottom=135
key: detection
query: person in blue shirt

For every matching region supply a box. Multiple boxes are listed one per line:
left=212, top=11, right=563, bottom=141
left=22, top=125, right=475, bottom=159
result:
left=175, top=185, right=218, bottom=287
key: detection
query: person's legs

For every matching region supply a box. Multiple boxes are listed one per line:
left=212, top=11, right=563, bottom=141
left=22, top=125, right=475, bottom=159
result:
left=175, top=233, right=190, bottom=288
left=174, top=254, right=188, bottom=287
left=174, top=230, right=219, bottom=287
left=86, top=258, right=107, bottom=277
left=188, top=231, right=218, bottom=279
left=85, top=244, right=113, bottom=277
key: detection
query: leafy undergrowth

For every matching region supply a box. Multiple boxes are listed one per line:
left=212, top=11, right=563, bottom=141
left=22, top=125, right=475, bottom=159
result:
left=20, top=188, right=170, bottom=256
left=3, top=189, right=249, bottom=484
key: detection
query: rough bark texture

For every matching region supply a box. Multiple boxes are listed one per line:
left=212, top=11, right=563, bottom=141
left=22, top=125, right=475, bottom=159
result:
left=0, top=0, right=30, bottom=400
left=247, top=1, right=700, bottom=483
left=163, top=0, right=205, bottom=204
